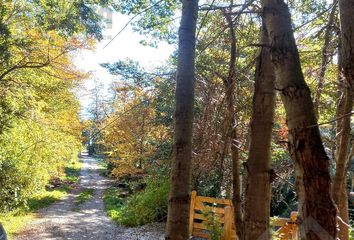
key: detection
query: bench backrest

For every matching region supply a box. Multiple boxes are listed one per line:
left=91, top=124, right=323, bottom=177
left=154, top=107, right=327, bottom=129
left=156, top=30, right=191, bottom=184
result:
left=189, top=191, right=237, bottom=240
left=189, top=191, right=298, bottom=240
left=272, top=212, right=298, bottom=240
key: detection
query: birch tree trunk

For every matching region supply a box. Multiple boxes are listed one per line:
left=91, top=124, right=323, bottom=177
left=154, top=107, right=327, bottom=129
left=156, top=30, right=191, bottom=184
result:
left=165, top=0, right=198, bottom=239
left=261, top=0, right=337, bottom=239
left=243, top=22, right=275, bottom=240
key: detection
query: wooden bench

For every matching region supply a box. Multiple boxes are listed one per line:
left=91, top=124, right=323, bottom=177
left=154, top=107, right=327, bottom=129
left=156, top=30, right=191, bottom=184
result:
left=189, top=191, right=298, bottom=240
left=189, top=191, right=237, bottom=240
left=273, top=212, right=298, bottom=240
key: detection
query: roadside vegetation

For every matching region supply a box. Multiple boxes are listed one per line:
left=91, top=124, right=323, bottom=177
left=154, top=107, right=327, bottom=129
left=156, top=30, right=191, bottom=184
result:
left=103, top=178, right=169, bottom=227
left=0, top=159, right=82, bottom=237
left=84, top=1, right=354, bottom=239
left=0, top=1, right=103, bottom=237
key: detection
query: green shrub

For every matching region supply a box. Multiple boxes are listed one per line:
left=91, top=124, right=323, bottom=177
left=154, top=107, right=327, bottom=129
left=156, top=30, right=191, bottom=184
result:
left=0, top=119, right=81, bottom=213
left=104, top=179, right=169, bottom=226
left=103, top=188, right=125, bottom=221
left=203, top=208, right=223, bottom=240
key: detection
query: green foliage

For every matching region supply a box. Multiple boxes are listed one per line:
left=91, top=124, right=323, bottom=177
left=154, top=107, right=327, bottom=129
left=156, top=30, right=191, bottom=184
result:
left=27, top=189, right=67, bottom=212
left=104, top=179, right=169, bottom=226
left=0, top=119, right=79, bottom=212
left=195, top=171, right=223, bottom=198
left=0, top=212, right=34, bottom=238
left=0, top=0, right=91, bottom=216
left=202, top=209, right=223, bottom=240
left=116, top=0, right=179, bottom=44
left=103, top=187, right=125, bottom=220
left=119, top=179, right=169, bottom=226
left=0, top=157, right=80, bottom=237
left=64, top=160, right=83, bottom=184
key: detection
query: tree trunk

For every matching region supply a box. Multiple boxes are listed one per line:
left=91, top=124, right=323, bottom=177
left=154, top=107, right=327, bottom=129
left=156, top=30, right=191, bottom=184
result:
left=222, top=10, right=243, bottom=239
left=261, top=0, right=337, bottom=239
left=165, top=1, right=198, bottom=239
left=243, top=21, right=275, bottom=240
left=313, top=2, right=337, bottom=117
left=332, top=74, right=352, bottom=240
left=339, top=0, right=354, bottom=91
left=332, top=1, right=354, bottom=238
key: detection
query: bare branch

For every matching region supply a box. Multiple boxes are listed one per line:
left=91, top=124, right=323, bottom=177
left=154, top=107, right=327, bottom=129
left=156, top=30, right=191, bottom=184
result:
left=198, top=4, right=244, bottom=11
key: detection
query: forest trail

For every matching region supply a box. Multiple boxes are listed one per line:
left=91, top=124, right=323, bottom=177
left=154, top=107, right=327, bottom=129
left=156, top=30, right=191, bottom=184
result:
left=13, top=153, right=164, bottom=240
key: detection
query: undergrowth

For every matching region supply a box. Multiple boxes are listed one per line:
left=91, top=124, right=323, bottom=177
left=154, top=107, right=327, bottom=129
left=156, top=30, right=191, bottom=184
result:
left=63, top=160, right=82, bottom=184
left=104, top=179, right=169, bottom=226
left=0, top=158, right=82, bottom=237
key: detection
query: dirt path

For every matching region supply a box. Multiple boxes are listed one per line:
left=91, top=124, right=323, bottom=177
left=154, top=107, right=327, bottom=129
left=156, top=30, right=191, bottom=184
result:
left=13, top=153, right=164, bottom=240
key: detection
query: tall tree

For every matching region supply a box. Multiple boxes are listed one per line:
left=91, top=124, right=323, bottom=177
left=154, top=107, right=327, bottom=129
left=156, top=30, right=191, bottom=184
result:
left=222, top=8, right=242, bottom=239
left=261, top=0, right=337, bottom=239
left=313, top=1, right=337, bottom=117
left=243, top=21, right=275, bottom=240
left=165, top=0, right=198, bottom=239
left=332, top=48, right=352, bottom=240
left=338, top=0, right=354, bottom=91
left=333, top=1, right=354, bottom=239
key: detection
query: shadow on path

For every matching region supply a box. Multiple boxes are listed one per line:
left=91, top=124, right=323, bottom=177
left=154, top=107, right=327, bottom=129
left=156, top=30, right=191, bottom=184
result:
left=13, top=153, right=164, bottom=240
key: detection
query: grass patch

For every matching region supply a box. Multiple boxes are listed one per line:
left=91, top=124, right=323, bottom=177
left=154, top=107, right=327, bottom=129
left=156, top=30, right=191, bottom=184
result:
left=0, top=159, right=82, bottom=238
left=0, top=212, right=34, bottom=238
left=0, top=188, right=67, bottom=238
left=74, top=188, right=94, bottom=206
left=103, top=180, right=169, bottom=226
left=28, top=189, right=67, bottom=211
left=103, top=188, right=125, bottom=221
left=63, top=160, right=82, bottom=184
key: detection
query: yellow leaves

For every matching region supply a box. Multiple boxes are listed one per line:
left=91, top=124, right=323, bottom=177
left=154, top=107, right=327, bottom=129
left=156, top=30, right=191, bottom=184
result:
left=111, top=161, right=146, bottom=178
left=100, top=86, right=170, bottom=179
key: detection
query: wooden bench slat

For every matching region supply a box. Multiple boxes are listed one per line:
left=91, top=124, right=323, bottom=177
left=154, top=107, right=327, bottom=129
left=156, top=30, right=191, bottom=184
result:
left=193, top=222, right=208, bottom=230
left=196, top=195, right=233, bottom=205
left=194, top=202, right=225, bottom=214
left=192, top=229, right=210, bottom=238
left=192, top=229, right=228, bottom=240
left=272, top=218, right=290, bottom=227
left=194, top=213, right=225, bottom=223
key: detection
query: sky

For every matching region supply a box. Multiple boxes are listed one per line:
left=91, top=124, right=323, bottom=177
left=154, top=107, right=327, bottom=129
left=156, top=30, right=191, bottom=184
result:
left=74, top=10, right=175, bottom=119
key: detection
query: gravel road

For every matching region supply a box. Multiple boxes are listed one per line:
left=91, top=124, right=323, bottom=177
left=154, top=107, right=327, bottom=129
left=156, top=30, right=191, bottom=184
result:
left=13, top=153, right=165, bottom=240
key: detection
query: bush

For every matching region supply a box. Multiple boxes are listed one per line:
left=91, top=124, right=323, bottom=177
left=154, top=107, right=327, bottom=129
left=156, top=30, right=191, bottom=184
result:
left=104, top=179, right=169, bottom=226
left=0, top=119, right=81, bottom=213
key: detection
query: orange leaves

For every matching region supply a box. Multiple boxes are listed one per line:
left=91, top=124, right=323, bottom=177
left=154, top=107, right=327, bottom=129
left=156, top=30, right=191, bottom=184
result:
left=101, top=84, right=170, bottom=178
